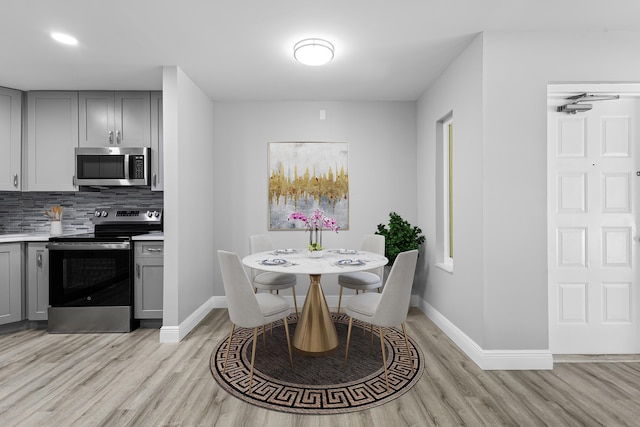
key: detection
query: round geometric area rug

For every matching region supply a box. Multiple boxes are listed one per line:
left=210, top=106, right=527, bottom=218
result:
left=210, top=313, right=424, bottom=415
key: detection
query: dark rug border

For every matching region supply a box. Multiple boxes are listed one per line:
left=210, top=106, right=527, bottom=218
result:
left=210, top=313, right=425, bottom=415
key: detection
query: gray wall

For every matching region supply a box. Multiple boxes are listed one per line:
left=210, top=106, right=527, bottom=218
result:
left=162, top=66, right=217, bottom=329
left=211, top=101, right=417, bottom=297
left=482, top=31, right=640, bottom=350
left=416, top=34, right=485, bottom=346
left=416, top=30, right=640, bottom=351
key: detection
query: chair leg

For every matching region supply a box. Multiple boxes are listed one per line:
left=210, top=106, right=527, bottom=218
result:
left=379, top=326, right=390, bottom=392
left=291, top=286, right=299, bottom=316
left=343, top=317, right=354, bottom=368
left=262, top=325, right=267, bottom=352
left=283, top=316, right=294, bottom=369
left=222, top=323, right=235, bottom=374
left=369, top=323, right=374, bottom=354
left=337, top=286, right=344, bottom=315
left=401, top=321, right=413, bottom=371
left=248, top=327, right=258, bottom=394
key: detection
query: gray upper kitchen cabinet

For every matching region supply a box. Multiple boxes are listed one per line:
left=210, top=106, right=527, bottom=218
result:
left=25, top=91, right=79, bottom=191
left=0, top=87, right=22, bottom=191
left=79, top=91, right=151, bottom=147
left=0, top=243, right=23, bottom=326
left=150, top=91, right=163, bottom=191
left=26, top=243, right=48, bottom=321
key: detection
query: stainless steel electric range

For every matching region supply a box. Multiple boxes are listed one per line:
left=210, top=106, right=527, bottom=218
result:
left=47, top=208, right=163, bottom=333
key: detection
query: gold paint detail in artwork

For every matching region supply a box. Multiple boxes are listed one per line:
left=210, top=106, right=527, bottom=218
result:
left=269, top=163, right=348, bottom=210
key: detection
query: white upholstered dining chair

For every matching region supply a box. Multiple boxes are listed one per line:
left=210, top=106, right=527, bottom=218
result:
left=249, top=234, right=299, bottom=315
left=217, top=250, right=293, bottom=394
left=343, top=249, right=418, bottom=392
left=336, top=234, right=385, bottom=315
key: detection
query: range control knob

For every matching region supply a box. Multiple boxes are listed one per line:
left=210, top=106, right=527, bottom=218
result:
left=147, top=211, right=153, bottom=218
left=94, top=211, right=101, bottom=217
left=153, top=211, right=160, bottom=218
left=101, top=211, right=108, bottom=217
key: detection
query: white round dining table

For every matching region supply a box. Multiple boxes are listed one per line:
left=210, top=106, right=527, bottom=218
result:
left=242, top=249, right=388, bottom=356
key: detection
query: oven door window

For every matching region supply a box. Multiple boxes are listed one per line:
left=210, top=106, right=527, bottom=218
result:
left=50, top=249, right=131, bottom=306
left=77, top=155, right=125, bottom=179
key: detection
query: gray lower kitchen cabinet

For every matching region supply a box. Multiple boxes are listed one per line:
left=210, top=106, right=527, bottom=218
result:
left=0, top=243, right=23, bottom=325
left=26, top=91, right=79, bottom=191
left=134, top=242, right=164, bottom=319
left=0, top=87, right=22, bottom=191
left=26, top=243, right=49, bottom=321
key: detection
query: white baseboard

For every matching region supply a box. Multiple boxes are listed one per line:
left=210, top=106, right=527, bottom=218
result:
left=163, top=293, right=551, bottom=370
left=159, top=296, right=223, bottom=343
left=416, top=297, right=553, bottom=370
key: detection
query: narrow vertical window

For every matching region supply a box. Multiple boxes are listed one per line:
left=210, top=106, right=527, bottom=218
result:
left=443, top=117, right=454, bottom=268
left=448, top=122, right=454, bottom=259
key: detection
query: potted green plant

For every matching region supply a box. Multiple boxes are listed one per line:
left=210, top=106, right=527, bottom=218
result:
left=375, top=212, right=425, bottom=265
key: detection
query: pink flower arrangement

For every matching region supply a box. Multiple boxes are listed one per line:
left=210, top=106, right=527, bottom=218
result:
left=288, top=209, right=339, bottom=232
left=289, top=208, right=339, bottom=251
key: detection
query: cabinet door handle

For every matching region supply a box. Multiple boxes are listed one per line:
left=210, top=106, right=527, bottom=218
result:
left=153, top=174, right=157, bottom=188
left=37, top=253, right=42, bottom=268
left=136, top=264, right=140, bottom=278
left=13, top=174, right=18, bottom=188
left=147, top=248, right=163, bottom=253
left=108, top=130, right=113, bottom=144
left=116, top=130, right=121, bottom=144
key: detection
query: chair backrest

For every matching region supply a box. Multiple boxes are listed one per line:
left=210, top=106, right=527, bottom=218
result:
left=217, top=250, right=265, bottom=328
left=249, top=234, right=273, bottom=280
left=370, top=249, right=418, bottom=327
left=250, top=234, right=273, bottom=253
left=361, top=234, right=385, bottom=280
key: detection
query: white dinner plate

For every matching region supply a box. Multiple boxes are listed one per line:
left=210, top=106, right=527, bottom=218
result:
left=337, top=249, right=358, bottom=255
left=335, top=259, right=365, bottom=266
left=272, top=248, right=297, bottom=254
left=260, top=258, right=289, bottom=266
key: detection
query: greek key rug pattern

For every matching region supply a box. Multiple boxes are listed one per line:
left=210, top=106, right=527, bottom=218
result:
left=210, top=313, right=424, bottom=414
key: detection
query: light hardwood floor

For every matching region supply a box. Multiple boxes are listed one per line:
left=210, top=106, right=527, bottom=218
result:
left=1, top=308, right=639, bottom=426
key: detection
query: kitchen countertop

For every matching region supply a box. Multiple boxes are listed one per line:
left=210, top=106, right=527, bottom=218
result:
left=0, top=232, right=164, bottom=243
left=0, top=234, right=52, bottom=243
left=132, top=232, right=164, bottom=241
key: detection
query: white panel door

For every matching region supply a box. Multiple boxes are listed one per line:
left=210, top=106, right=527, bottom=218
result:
left=548, top=95, right=640, bottom=354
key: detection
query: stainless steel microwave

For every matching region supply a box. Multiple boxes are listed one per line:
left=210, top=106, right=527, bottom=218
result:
left=75, top=147, right=150, bottom=186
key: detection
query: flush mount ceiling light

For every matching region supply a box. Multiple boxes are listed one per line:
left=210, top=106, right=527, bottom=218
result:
left=293, top=38, right=334, bottom=66
left=51, top=32, right=78, bottom=46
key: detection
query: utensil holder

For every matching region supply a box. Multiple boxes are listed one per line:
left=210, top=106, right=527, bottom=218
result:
left=50, top=221, right=62, bottom=236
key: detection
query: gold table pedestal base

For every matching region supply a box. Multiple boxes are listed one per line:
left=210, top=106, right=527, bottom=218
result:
left=292, top=274, right=339, bottom=357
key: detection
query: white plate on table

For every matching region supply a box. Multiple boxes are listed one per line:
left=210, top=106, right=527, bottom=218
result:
left=335, top=259, right=365, bottom=266
left=336, top=249, right=358, bottom=255
left=260, top=258, right=290, bottom=266
left=272, top=248, right=297, bottom=254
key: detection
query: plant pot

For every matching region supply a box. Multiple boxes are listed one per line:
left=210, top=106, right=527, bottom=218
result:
left=308, top=250, right=324, bottom=258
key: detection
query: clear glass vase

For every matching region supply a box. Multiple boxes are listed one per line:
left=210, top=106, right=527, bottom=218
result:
left=308, top=227, right=323, bottom=254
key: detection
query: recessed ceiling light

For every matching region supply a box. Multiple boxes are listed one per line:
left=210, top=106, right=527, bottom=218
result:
left=51, top=32, right=78, bottom=46
left=293, top=38, right=334, bottom=66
